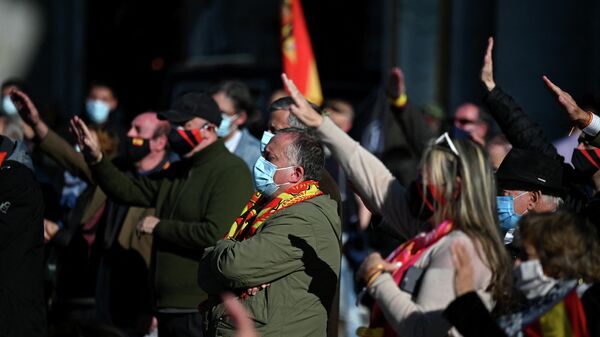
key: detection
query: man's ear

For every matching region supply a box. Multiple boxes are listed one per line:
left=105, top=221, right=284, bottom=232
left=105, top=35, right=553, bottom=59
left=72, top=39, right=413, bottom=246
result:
left=152, top=135, right=168, bottom=152
left=108, top=97, right=118, bottom=111
left=528, top=191, right=541, bottom=211
left=234, top=111, right=248, bottom=126
left=290, top=165, right=305, bottom=183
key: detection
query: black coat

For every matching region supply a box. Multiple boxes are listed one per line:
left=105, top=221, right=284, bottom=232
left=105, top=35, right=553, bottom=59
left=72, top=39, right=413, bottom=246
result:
left=0, top=160, right=46, bottom=337
left=444, top=286, right=600, bottom=337
left=484, top=86, right=590, bottom=212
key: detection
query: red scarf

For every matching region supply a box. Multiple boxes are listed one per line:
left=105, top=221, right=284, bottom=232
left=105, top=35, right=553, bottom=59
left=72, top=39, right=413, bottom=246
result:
left=358, top=220, right=454, bottom=337
left=225, top=180, right=323, bottom=241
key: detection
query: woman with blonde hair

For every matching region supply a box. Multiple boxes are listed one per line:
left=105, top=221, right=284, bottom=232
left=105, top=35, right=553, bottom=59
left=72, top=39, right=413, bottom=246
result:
left=281, top=74, right=512, bottom=337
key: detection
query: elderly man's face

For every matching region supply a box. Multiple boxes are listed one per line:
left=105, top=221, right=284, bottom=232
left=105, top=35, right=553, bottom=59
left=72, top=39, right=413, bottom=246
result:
left=502, top=190, right=530, bottom=215
left=263, top=133, right=297, bottom=186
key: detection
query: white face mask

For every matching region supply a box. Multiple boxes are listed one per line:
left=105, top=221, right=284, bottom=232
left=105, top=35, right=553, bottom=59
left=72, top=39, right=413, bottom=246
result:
left=514, top=259, right=557, bottom=299
left=2, top=96, right=18, bottom=116
left=86, top=99, right=111, bottom=124
left=260, top=131, right=275, bottom=152
left=216, top=113, right=238, bottom=138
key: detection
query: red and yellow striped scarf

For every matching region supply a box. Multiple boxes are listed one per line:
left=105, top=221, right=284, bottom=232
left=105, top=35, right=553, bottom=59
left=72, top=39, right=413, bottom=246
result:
left=225, top=180, right=323, bottom=241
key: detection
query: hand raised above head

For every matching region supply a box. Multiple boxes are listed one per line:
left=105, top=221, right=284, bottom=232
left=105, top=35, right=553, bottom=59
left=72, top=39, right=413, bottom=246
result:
left=9, top=89, right=40, bottom=126
left=69, top=115, right=103, bottom=164
left=386, top=67, right=406, bottom=100
left=481, top=37, right=496, bottom=92
left=10, top=89, right=49, bottom=139
left=542, top=75, right=590, bottom=129
left=281, top=73, right=324, bottom=128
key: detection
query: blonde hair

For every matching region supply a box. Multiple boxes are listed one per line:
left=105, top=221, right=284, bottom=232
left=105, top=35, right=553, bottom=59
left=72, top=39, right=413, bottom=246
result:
left=420, top=139, right=512, bottom=305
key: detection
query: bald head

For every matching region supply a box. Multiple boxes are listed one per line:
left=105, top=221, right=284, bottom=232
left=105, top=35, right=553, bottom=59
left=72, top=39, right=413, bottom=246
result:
left=128, top=112, right=170, bottom=139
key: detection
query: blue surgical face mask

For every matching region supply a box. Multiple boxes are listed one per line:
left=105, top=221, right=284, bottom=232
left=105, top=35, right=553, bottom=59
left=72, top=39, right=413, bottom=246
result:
left=497, top=192, right=528, bottom=236
left=86, top=99, right=111, bottom=124
left=260, top=131, right=275, bottom=152
left=253, top=156, right=293, bottom=195
left=217, top=114, right=237, bottom=138
left=2, top=96, right=18, bottom=116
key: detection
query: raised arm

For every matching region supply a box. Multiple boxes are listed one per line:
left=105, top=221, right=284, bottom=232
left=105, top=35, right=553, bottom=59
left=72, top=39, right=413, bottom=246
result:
left=282, top=74, right=420, bottom=238
left=387, top=67, right=436, bottom=156
left=543, top=75, right=600, bottom=147
left=481, top=38, right=558, bottom=159
left=11, top=89, right=94, bottom=183
left=70, top=116, right=160, bottom=207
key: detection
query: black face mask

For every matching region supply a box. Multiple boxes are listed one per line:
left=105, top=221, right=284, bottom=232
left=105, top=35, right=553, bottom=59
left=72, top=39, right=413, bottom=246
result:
left=407, top=178, right=435, bottom=221
left=126, top=137, right=151, bottom=162
left=572, top=148, right=600, bottom=177
left=168, top=128, right=203, bottom=156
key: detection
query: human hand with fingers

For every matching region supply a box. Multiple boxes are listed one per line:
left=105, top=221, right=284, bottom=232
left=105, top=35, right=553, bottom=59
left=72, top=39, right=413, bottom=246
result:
left=387, top=67, right=406, bottom=100
left=481, top=37, right=496, bottom=92
left=542, top=75, right=591, bottom=129
left=246, top=283, right=271, bottom=296
left=43, top=219, right=60, bottom=243
left=9, top=88, right=49, bottom=139
left=281, top=73, right=324, bottom=128
left=136, top=215, right=160, bottom=235
left=356, top=252, right=401, bottom=285
left=69, top=115, right=103, bottom=164
left=451, top=241, right=475, bottom=296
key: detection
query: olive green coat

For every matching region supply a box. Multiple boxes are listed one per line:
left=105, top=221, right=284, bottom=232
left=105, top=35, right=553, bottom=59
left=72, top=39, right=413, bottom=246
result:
left=198, top=194, right=341, bottom=337
left=90, top=140, right=253, bottom=309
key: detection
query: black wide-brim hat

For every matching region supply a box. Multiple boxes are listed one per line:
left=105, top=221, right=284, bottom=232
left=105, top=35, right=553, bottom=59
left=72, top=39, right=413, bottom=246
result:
left=158, top=92, right=222, bottom=126
left=496, top=148, right=567, bottom=198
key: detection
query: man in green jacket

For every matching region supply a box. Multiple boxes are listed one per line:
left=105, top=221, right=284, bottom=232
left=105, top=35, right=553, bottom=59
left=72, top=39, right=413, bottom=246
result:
left=198, top=128, right=341, bottom=337
left=70, top=92, right=253, bottom=337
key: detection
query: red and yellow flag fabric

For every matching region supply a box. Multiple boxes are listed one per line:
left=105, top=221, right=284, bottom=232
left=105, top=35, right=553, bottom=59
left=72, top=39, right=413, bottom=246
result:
left=524, top=289, right=589, bottom=337
left=281, top=0, right=323, bottom=105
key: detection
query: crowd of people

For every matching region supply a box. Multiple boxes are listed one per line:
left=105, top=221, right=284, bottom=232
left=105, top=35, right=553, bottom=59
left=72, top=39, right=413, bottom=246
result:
left=1, top=36, right=599, bottom=337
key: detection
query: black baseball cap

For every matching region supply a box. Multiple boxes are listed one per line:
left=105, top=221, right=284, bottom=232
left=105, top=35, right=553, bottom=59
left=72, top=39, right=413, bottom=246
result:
left=158, top=92, right=222, bottom=125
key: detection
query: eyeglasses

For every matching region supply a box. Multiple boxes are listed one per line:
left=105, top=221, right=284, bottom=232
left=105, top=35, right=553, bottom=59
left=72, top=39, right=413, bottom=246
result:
left=435, top=132, right=459, bottom=156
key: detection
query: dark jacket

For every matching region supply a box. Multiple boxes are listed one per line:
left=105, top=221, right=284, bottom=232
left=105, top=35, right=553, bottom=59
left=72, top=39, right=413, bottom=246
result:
left=0, top=143, right=46, bottom=337
left=90, top=139, right=253, bottom=309
left=484, top=86, right=589, bottom=211
left=445, top=285, right=600, bottom=337
left=199, top=195, right=341, bottom=337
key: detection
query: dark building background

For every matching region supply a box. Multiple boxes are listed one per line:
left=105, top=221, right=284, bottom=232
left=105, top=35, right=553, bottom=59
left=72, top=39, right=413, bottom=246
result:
left=16, top=0, right=600, bottom=139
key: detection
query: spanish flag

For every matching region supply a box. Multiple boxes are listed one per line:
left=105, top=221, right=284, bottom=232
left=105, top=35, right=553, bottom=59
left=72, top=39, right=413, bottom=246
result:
left=524, top=290, right=589, bottom=337
left=281, top=0, right=323, bottom=105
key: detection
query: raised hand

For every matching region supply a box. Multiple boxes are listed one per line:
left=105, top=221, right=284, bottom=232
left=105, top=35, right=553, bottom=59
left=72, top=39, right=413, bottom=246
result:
left=481, top=37, right=496, bottom=92
left=542, top=75, right=590, bottom=128
left=451, top=242, right=475, bottom=296
left=281, top=73, right=324, bottom=128
left=9, top=89, right=49, bottom=139
left=69, top=116, right=102, bottom=163
left=386, top=67, right=406, bottom=99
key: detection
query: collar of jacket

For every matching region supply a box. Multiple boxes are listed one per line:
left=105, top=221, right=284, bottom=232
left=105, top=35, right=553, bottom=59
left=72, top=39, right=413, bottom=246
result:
left=188, top=138, right=227, bottom=167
